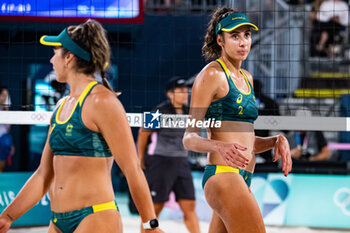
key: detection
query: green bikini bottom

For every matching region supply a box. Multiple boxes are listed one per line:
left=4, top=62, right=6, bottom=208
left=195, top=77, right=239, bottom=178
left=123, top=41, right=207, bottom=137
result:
left=51, top=200, right=118, bottom=233
left=202, top=165, right=253, bottom=189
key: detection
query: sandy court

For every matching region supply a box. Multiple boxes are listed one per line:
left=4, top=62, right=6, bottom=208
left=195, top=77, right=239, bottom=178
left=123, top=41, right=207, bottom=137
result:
left=6, top=190, right=350, bottom=233
left=8, top=217, right=350, bottom=233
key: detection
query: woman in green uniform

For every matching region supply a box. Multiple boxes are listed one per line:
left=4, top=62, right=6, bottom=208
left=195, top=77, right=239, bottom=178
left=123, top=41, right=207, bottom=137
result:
left=183, top=8, right=292, bottom=233
left=0, top=20, right=163, bottom=233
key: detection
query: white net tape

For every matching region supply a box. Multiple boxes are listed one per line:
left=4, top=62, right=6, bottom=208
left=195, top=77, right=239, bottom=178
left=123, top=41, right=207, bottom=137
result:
left=0, top=111, right=347, bottom=131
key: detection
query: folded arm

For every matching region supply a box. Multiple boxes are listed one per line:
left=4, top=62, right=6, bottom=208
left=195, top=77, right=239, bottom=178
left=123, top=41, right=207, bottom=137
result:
left=183, top=66, right=248, bottom=168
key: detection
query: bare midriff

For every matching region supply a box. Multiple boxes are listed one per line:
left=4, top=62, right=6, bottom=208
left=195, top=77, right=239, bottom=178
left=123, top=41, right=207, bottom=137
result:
left=49, top=156, right=115, bottom=212
left=207, top=121, right=256, bottom=172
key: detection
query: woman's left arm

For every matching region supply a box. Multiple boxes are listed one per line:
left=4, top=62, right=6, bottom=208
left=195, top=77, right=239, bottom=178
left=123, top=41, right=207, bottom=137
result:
left=254, top=135, right=292, bottom=176
left=254, top=136, right=278, bottom=154
left=89, top=90, right=162, bottom=232
left=244, top=69, right=292, bottom=176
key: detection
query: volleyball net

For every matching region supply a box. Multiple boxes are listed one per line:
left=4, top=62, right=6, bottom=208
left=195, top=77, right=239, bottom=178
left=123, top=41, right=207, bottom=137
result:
left=0, top=110, right=348, bottom=131
left=1, top=1, right=350, bottom=231
left=0, top=0, right=350, bottom=173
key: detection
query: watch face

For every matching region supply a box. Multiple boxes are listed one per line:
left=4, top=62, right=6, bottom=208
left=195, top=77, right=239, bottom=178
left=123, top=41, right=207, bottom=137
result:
left=150, top=219, right=159, bottom=228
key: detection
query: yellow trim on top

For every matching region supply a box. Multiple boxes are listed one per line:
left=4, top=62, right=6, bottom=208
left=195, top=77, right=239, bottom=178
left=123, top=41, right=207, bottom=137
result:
left=49, top=123, right=56, bottom=135
left=55, top=81, right=98, bottom=124
left=240, top=69, right=252, bottom=95
left=294, top=89, right=350, bottom=98
left=215, top=165, right=239, bottom=174
left=77, top=81, right=98, bottom=105
left=221, top=23, right=259, bottom=32
left=216, top=59, right=251, bottom=95
left=40, top=36, right=62, bottom=46
left=216, top=59, right=231, bottom=81
left=92, top=201, right=117, bottom=213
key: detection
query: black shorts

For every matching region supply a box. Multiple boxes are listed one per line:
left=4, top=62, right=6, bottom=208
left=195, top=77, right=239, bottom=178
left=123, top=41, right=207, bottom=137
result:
left=144, top=155, right=195, bottom=203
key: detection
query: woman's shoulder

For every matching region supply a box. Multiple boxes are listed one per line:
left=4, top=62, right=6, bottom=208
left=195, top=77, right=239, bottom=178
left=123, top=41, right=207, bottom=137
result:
left=195, top=61, right=226, bottom=84
left=201, top=60, right=222, bottom=74
left=190, top=61, right=227, bottom=101
left=85, top=84, right=126, bottom=125
left=88, top=84, right=120, bottom=107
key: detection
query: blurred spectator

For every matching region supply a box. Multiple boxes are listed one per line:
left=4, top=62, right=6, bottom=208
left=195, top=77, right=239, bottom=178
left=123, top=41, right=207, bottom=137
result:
left=0, top=86, right=10, bottom=111
left=0, top=86, right=14, bottom=172
left=254, top=79, right=280, bottom=163
left=287, top=109, right=331, bottom=161
left=314, top=0, right=349, bottom=57
left=310, top=0, right=325, bottom=26
left=288, top=131, right=331, bottom=161
left=287, top=0, right=304, bottom=5
left=310, top=0, right=325, bottom=56
left=262, top=0, right=275, bottom=28
left=137, top=77, right=200, bottom=233
left=145, top=0, right=182, bottom=11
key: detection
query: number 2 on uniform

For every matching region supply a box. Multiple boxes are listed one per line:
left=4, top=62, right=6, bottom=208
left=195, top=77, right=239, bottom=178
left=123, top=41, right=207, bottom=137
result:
left=238, top=106, right=243, bottom=115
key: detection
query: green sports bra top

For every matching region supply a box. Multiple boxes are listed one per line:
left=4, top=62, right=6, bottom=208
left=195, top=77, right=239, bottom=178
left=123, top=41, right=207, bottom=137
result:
left=49, top=81, right=112, bottom=157
left=205, top=59, right=258, bottom=123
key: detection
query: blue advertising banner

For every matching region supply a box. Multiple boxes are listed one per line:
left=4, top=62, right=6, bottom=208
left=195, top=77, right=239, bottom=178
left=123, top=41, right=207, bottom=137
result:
left=188, top=172, right=350, bottom=228
left=252, top=173, right=350, bottom=228
left=252, top=173, right=292, bottom=225
left=0, top=0, right=139, bottom=18
left=0, top=0, right=143, bottom=23
left=285, top=174, right=350, bottom=228
left=1, top=172, right=349, bottom=228
left=0, top=172, right=51, bottom=226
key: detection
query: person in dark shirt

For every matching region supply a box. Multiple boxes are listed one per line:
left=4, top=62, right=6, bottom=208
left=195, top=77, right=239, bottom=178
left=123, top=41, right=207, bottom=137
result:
left=288, top=131, right=331, bottom=161
left=254, top=79, right=280, bottom=163
left=288, top=109, right=331, bottom=161
left=137, top=76, right=200, bottom=233
left=0, top=86, right=14, bottom=172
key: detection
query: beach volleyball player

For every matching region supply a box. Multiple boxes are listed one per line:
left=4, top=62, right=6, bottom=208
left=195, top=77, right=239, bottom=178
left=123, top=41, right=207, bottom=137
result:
left=0, top=19, right=163, bottom=233
left=183, top=7, right=292, bottom=233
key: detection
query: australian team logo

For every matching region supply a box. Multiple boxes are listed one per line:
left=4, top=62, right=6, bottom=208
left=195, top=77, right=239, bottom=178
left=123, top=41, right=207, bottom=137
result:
left=232, top=16, right=245, bottom=21
left=65, top=124, right=73, bottom=136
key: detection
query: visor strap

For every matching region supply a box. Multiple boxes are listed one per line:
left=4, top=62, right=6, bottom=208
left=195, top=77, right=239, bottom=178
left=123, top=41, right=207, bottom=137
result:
left=61, top=29, right=91, bottom=62
left=216, top=12, right=232, bottom=35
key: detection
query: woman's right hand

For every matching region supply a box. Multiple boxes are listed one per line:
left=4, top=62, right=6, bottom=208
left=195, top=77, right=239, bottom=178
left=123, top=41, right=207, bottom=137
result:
left=0, top=215, right=12, bottom=233
left=215, top=141, right=249, bottom=169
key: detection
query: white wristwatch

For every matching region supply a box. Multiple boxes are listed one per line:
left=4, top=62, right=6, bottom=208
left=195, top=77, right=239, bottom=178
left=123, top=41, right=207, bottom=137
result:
left=143, top=218, right=159, bottom=229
